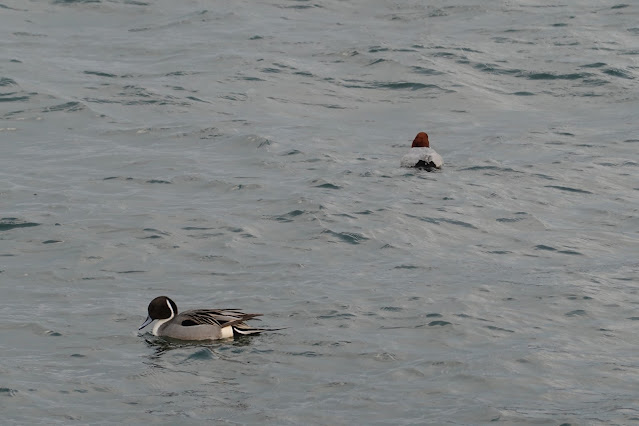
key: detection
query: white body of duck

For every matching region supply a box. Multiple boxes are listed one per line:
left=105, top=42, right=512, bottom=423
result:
left=400, top=132, right=443, bottom=171
left=400, top=147, right=443, bottom=169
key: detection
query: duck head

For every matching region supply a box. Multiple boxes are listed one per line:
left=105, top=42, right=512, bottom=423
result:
left=139, top=296, right=178, bottom=330
left=411, top=132, right=430, bottom=148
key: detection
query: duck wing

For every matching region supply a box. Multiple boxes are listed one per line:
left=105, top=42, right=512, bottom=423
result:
left=179, top=309, right=263, bottom=327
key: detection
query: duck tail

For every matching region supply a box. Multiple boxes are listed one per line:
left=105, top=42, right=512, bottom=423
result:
left=232, top=325, right=286, bottom=337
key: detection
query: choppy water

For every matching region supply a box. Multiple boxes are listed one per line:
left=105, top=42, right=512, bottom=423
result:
left=1, top=0, right=638, bottom=424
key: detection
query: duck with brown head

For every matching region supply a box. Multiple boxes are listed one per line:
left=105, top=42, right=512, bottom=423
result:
left=400, top=131, right=443, bottom=171
left=412, top=132, right=430, bottom=148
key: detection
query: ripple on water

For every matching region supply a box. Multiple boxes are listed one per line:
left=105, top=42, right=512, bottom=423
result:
left=314, top=183, right=342, bottom=190
left=317, top=310, right=356, bottom=319
left=557, top=249, right=582, bottom=255
left=460, top=165, right=523, bottom=175
left=428, top=321, right=452, bottom=326
left=524, top=72, right=591, bottom=80
left=581, top=62, right=607, bottom=68
left=340, top=79, right=452, bottom=92
left=53, top=0, right=102, bottom=4
left=0, top=77, right=32, bottom=103
left=0, top=388, right=18, bottom=397
left=184, top=348, right=215, bottom=361
left=473, top=63, right=521, bottom=76
left=602, top=68, right=635, bottom=79
left=0, top=218, right=40, bottom=231
left=266, top=209, right=307, bottom=223
left=43, top=101, right=85, bottom=112
left=83, top=70, right=118, bottom=78
left=417, top=216, right=478, bottom=230
left=0, top=77, right=18, bottom=87
left=544, top=185, right=593, bottom=194
left=496, top=217, right=524, bottom=223
left=321, top=229, right=369, bottom=244
left=410, top=66, right=445, bottom=75
left=485, top=325, right=515, bottom=333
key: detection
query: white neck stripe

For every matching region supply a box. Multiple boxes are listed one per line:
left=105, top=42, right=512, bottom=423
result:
left=166, top=299, right=175, bottom=319
left=152, top=317, right=171, bottom=336
left=152, top=299, right=175, bottom=336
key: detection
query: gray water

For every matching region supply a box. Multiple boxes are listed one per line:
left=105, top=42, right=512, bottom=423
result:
left=1, top=0, right=638, bottom=424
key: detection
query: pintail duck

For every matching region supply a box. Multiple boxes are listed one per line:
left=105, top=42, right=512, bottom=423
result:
left=400, top=132, right=443, bottom=171
left=139, top=296, right=278, bottom=341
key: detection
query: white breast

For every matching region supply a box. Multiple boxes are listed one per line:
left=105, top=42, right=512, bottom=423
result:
left=400, top=147, right=443, bottom=168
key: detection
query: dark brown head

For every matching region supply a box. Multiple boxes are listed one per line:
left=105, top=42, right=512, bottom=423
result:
left=139, top=296, right=178, bottom=330
left=411, top=132, right=430, bottom=148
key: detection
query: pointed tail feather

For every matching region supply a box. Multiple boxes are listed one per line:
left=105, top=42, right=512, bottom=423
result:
left=232, top=325, right=287, bottom=337
left=221, top=314, right=262, bottom=329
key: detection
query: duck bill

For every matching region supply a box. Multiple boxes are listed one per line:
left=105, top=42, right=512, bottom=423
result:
left=139, top=315, right=154, bottom=330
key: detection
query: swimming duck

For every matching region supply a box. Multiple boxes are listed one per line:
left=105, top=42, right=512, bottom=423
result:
left=139, top=296, right=276, bottom=341
left=400, top=132, right=443, bottom=171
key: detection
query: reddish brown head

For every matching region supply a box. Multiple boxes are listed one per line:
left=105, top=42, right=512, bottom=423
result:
left=411, top=132, right=430, bottom=148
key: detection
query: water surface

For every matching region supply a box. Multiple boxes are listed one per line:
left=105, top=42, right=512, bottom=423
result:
left=1, top=0, right=638, bottom=424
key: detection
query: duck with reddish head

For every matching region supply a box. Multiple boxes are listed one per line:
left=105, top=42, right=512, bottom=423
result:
left=400, top=132, right=443, bottom=171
